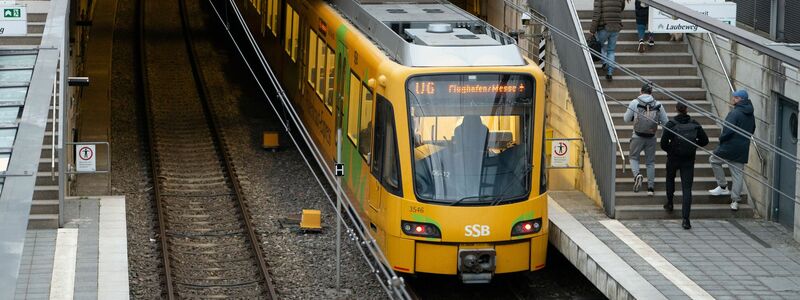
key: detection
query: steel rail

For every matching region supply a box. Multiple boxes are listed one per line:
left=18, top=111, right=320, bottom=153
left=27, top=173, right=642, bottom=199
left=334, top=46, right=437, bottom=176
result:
left=138, top=0, right=276, bottom=298
left=176, top=0, right=277, bottom=298
left=136, top=0, right=174, bottom=297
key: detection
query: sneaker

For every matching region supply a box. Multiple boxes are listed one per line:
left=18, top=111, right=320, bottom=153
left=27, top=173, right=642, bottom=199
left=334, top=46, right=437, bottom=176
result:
left=637, top=40, right=645, bottom=53
left=647, top=187, right=655, bottom=196
left=682, top=218, right=691, bottom=230
left=708, top=186, right=731, bottom=196
left=633, top=174, right=643, bottom=192
left=663, top=202, right=674, bottom=212
left=648, top=37, right=655, bottom=47
left=605, top=74, right=613, bottom=81
left=730, top=201, right=739, bottom=211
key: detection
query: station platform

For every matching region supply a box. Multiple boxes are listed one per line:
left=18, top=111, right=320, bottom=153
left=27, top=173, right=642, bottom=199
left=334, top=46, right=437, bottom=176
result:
left=549, top=191, right=800, bottom=299
left=15, top=196, right=129, bottom=299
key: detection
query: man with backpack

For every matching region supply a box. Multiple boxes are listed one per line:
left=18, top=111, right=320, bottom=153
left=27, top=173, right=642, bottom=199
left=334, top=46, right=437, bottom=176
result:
left=624, top=84, right=668, bottom=196
left=660, top=103, right=709, bottom=229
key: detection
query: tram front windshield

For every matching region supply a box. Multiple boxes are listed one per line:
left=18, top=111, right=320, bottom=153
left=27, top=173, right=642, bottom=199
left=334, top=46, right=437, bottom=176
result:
left=407, top=74, right=534, bottom=205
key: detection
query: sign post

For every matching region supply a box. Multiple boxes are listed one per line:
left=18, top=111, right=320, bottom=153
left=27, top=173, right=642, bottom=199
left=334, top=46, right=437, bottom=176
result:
left=75, top=144, right=96, bottom=172
left=648, top=0, right=736, bottom=33
left=0, top=5, right=27, bottom=36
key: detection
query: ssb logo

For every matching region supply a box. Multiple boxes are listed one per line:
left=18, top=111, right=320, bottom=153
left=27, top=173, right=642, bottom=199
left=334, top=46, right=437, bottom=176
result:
left=464, top=224, right=491, bottom=237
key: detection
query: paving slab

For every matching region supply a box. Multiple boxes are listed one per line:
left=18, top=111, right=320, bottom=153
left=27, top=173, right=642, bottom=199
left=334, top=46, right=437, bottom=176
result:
left=550, top=190, right=800, bottom=299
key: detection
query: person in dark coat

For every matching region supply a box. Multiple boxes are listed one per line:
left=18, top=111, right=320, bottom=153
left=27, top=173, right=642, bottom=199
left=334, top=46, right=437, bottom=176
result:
left=661, top=103, right=709, bottom=229
left=708, top=90, right=756, bottom=211
left=589, top=0, right=628, bottom=80
left=634, top=0, right=654, bottom=52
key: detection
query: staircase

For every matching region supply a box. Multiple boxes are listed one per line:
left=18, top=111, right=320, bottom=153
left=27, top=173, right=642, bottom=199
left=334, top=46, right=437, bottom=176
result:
left=578, top=11, right=753, bottom=219
left=30, top=104, right=60, bottom=229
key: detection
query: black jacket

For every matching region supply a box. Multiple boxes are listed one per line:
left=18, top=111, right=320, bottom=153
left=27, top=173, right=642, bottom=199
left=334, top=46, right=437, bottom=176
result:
left=714, top=100, right=756, bottom=164
left=660, top=114, right=709, bottom=160
left=635, top=0, right=649, bottom=25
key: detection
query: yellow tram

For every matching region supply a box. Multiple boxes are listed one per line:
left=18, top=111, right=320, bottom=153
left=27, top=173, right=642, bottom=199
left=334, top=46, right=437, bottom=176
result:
left=235, top=0, right=548, bottom=283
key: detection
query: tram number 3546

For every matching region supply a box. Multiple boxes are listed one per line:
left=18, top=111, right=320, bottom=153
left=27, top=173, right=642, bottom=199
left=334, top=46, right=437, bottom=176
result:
left=465, top=224, right=491, bottom=237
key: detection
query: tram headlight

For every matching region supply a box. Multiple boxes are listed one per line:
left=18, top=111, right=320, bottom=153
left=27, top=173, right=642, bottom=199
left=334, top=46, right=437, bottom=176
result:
left=511, top=218, right=542, bottom=236
left=401, top=221, right=441, bottom=238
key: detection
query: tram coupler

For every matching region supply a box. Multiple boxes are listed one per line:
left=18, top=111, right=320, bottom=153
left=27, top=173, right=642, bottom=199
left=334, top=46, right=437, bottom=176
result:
left=458, top=248, right=496, bottom=284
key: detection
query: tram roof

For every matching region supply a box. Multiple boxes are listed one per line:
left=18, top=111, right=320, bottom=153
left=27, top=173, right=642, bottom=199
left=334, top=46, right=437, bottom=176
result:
left=330, top=0, right=526, bottom=67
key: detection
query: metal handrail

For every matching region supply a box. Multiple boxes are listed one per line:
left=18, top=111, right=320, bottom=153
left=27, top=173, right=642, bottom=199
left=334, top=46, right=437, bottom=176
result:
left=50, top=71, right=57, bottom=180
left=707, top=33, right=766, bottom=173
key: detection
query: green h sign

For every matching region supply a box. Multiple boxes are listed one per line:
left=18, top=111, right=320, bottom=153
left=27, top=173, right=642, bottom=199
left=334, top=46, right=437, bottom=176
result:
left=4, top=8, right=21, bottom=18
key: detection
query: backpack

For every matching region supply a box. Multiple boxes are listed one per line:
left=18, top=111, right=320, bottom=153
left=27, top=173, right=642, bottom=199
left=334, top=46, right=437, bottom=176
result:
left=669, top=121, right=699, bottom=157
left=633, top=100, right=661, bottom=137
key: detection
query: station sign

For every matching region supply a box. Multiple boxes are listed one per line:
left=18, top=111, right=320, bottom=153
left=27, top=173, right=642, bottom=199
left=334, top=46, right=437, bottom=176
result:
left=648, top=0, right=736, bottom=33
left=0, top=5, right=27, bottom=36
left=76, top=144, right=96, bottom=172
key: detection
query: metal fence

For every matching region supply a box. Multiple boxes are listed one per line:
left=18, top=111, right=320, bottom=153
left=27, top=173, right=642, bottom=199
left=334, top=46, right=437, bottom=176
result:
left=529, top=0, right=619, bottom=217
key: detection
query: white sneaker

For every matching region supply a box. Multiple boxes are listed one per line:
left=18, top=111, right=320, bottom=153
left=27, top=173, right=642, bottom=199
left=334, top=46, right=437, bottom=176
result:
left=730, top=201, right=739, bottom=211
left=708, top=186, right=731, bottom=196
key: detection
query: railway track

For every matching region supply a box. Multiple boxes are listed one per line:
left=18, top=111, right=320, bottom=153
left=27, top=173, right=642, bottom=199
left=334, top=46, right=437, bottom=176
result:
left=138, top=0, right=276, bottom=298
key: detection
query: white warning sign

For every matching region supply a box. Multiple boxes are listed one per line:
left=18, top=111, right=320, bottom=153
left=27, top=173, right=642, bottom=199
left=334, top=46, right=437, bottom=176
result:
left=76, top=144, right=96, bottom=172
left=551, top=141, right=569, bottom=168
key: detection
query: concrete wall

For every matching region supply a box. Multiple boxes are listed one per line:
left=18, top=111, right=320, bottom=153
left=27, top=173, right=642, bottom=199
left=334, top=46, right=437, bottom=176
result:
left=687, top=33, right=800, bottom=240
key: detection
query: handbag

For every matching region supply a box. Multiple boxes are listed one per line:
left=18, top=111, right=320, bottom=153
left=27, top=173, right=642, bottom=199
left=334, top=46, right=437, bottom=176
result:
left=589, top=35, right=602, bottom=62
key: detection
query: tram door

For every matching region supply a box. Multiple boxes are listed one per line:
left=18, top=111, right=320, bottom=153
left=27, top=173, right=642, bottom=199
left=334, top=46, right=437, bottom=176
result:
left=775, top=96, right=797, bottom=228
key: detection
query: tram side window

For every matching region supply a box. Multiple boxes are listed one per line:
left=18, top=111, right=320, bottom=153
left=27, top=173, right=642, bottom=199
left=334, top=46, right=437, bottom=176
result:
left=250, top=0, right=261, bottom=13
left=325, top=46, right=335, bottom=110
left=358, top=85, right=374, bottom=160
left=267, top=0, right=278, bottom=35
left=315, top=39, right=327, bottom=99
left=347, top=72, right=361, bottom=145
left=371, top=96, right=402, bottom=196
left=307, top=31, right=318, bottom=89
left=284, top=4, right=299, bottom=62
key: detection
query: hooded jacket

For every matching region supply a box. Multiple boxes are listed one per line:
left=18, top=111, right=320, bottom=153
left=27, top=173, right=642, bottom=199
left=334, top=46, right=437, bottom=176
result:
left=623, top=94, right=669, bottom=137
left=590, top=0, right=626, bottom=33
left=714, top=99, right=756, bottom=163
left=660, top=113, right=709, bottom=160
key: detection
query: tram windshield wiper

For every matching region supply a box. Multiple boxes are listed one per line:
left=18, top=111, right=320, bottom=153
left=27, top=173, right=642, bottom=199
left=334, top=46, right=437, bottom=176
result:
left=450, top=195, right=495, bottom=206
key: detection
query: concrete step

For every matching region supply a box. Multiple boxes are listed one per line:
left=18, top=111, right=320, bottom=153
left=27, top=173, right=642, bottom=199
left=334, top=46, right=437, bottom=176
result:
left=28, top=22, right=46, bottom=34
left=610, top=113, right=718, bottom=125
left=28, top=214, right=58, bottom=229
left=615, top=176, right=721, bottom=191
left=607, top=99, right=712, bottom=113
left=28, top=13, right=48, bottom=23
left=614, top=125, right=722, bottom=139
left=581, top=19, right=639, bottom=29
left=589, top=40, right=689, bottom=53
left=30, top=199, right=59, bottom=214
left=603, top=87, right=707, bottom=101
left=612, top=52, right=694, bottom=65
left=615, top=191, right=748, bottom=205
left=616, top=148, right=717, bottom=164
left=0, top=34, right=43, bottom=46
left=42, top=132, right=58, bottom=145
left=583, top=29, right=677, bottom=42
left=600, top=75, right=702, bottom=89
left=616, top=163, right=730, bottom=177
left=33, top=185, right=58, bottom=199
left=38, top=163, right=59, bottom=173
left=578, top=11, right=636, bottom=19
left=615, top=203, right=754, bottom=219
left=36, top=172, right=59, bottom=185
left=595, top=63, right=698, bottom=76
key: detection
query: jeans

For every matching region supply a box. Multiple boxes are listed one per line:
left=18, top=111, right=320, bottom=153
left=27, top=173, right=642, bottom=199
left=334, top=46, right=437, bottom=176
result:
left=710, top=155, right=744, bottom=202
left=636, top=24, right=651, bottom=41
left=630, top=135, right=656, bottom=189
left=666, top=158, right=695, bottom=219
left=594, top=29, right=619, bottom=75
